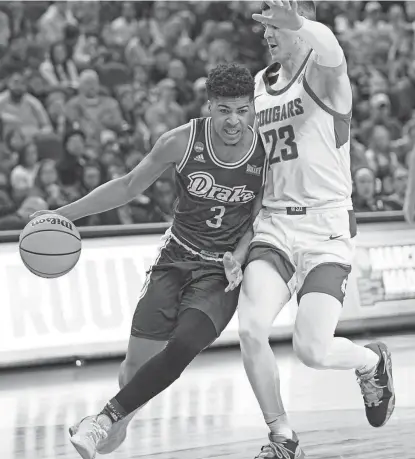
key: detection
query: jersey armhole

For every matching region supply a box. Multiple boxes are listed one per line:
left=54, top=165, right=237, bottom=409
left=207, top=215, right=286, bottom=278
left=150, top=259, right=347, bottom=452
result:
left=176, top=119, right=196, bottom=173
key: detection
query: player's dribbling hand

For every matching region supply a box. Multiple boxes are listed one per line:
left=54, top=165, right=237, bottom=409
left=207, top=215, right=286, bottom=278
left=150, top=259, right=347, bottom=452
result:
left=223, top=252, right=243, bottom=292
left=252, top=0, right=303, bottom=31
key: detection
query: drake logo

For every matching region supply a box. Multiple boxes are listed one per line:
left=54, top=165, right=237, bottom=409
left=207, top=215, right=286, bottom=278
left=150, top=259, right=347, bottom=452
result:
left=187, top=172, right=255, bottom=203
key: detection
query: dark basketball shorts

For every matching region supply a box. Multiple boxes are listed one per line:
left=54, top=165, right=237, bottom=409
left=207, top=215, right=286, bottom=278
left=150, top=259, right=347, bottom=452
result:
left=131, top=235, right=240, bottom=341
left=247, top=207, right=357, bottom=304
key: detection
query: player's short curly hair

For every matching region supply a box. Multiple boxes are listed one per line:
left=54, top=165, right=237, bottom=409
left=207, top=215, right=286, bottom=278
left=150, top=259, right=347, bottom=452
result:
left=261, top=1, right=316, bottom=20
left=205, top=63, right=255, bottom=101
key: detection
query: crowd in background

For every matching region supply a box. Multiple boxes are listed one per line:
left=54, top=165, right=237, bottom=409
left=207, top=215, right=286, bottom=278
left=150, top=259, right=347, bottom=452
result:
left=0, top=0, right=413, bottom=230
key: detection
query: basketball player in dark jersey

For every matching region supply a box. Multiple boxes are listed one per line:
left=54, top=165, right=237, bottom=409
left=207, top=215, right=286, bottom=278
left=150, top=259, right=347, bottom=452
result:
left=32, top=63, right=266, bottom=459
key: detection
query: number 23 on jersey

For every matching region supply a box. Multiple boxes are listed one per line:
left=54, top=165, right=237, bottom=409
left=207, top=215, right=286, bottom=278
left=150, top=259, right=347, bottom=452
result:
left=263, top=124, right=298, bottom=165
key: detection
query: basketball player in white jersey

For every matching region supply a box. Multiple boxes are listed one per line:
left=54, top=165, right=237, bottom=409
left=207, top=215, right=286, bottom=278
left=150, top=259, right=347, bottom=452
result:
left=236, top=2, right=396, bottom=457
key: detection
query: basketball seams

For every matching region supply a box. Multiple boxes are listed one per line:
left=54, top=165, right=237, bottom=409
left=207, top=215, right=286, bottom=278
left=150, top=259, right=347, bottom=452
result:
left=20, top=228, right=82, bottom=244
left=20, top=248, right=82, bottom=256
left=21, top=257, right=74, bottom=278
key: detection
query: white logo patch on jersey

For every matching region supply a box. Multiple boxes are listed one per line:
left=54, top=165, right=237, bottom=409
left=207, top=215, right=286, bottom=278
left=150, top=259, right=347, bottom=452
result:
left=246, top=164, right=262, bottom=176
left=194, top=154, right=206, bottom=163
left=187, top=172, right=255, bottom=203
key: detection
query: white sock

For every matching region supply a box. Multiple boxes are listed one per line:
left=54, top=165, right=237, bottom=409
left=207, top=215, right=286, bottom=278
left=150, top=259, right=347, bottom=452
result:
left=266, top=413, right=292, bottom=439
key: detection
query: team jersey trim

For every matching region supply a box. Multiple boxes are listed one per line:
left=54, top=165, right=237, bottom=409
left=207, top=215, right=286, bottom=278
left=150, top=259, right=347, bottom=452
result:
left=205, top=118, right=258, bottom=169
left=302, top=74, right=352, bottom=120
left=263, top=50, right=312, bottom=96
left=168, top=228, right=223, bottom=262
left=176, top=119, right=197, bottom=173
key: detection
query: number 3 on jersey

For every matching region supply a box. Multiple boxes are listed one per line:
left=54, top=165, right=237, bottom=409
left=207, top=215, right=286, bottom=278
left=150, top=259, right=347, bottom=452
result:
left=263, top=125, right=298, bottom=165
left=206, top=206, right=225, bottom=228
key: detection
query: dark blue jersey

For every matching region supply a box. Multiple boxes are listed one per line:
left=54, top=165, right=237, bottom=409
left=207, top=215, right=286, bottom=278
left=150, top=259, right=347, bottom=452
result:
left=171, top=117, right=266, bottom=258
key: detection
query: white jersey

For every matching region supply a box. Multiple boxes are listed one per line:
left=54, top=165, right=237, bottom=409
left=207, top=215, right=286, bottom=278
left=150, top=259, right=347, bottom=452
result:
left=255, top=51, right=353, bottom=210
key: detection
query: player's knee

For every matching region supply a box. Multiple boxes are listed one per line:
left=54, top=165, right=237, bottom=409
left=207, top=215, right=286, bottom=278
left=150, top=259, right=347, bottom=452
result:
left=164, top=333, right=206, bottom=376
left=292, top=334, right=328, bottom=369
left=238, top=317, right=269, bottom=352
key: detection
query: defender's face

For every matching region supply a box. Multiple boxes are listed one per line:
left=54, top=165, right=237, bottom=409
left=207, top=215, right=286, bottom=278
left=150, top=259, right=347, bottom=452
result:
left=210, top=96, right=253, bottom=145
left=263, top=23, right=297, bottom=62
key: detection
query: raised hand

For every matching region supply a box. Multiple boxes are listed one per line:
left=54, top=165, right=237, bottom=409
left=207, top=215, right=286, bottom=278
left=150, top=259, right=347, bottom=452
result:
left=252, top=0, right=303, bottom=31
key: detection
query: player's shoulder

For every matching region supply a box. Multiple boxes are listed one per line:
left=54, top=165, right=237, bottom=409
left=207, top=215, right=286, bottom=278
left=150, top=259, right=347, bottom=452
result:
left=153, top=121, right=196, bottom=164
left=254, top=67, right=268, bottom=85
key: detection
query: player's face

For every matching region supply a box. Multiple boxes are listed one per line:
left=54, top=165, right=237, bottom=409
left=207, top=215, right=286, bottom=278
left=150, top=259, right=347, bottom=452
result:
left=209, top=96, right=253, bottom=146
left=263, top=23, right=297, bottom=63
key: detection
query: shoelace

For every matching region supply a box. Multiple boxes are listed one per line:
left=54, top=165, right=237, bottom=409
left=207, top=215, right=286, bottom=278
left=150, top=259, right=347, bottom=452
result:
left=357, top=359, right=386, bottom=407
left=85, top=420, right=108, bottom=445
left=256, top=441, right=294, bottom=459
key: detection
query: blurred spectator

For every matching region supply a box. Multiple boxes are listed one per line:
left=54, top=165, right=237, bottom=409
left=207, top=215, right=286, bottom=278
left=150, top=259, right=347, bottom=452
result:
left=365, top=125, right=399, bottom=195
left=10, top=142, right=39, bottom=189
left=65, top=69, right=124, bottom=147
left=108, top=2, right=138, bottom=47
left=37, top=1, right=77, bottom=47
left=40, top=41, right=79, bottom=90
left=383, top=167, right=409, bottom=210
left=145, top=79, right=185, bottom=133
left=149, top=46, right=172, bottom=83
left=0, top=71, right=52, bottom=140
left=390, top=60, right=415, bottom=124
left=45, top=90, right=68, bottom=136
left=57, top=129, right=87, bottom=190
left=32, top=159, right=68, bottom=210
left=353, top=167, right=386, bottom=212
left=358, top=94, right=402, bottom=145
left=73, top=33, right=100, bottom=69
left=185, top=77, right=208, bottom=120
left=149, top=179, right=175, bottom=222
left=0, top=195, right=48, bottom=230
left=0, top=167, right=15, bottom=217
left=167, top=59, right=194, bottom=106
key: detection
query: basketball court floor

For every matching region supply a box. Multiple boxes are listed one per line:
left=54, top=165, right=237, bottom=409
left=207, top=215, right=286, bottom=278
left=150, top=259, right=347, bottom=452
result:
left=2, top=332, right=414, bottom=459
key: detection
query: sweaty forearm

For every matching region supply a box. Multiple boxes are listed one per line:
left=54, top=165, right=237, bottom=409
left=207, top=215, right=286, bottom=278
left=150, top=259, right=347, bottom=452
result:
left=297, top=18, right=344, bottom=68
left=57, top=177, right=132, bottom=222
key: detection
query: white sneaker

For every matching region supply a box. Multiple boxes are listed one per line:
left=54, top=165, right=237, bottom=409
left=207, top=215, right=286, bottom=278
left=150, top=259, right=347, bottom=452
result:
left=97, top=410, right=136, bottom=454
left=70, top=415, right=110, bottom=459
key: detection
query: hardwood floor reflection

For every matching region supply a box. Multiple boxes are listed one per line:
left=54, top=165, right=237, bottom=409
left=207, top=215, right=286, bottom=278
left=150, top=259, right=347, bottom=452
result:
left=1, top=333, right=414, bottom=458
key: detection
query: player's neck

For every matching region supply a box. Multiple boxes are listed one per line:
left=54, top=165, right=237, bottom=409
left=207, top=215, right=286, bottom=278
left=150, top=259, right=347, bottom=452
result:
left=278, top=47, right=310, bottom=81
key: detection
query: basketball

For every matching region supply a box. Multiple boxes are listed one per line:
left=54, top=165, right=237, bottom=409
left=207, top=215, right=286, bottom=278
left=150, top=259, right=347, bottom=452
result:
left=19, top=213, right=82, bottom=279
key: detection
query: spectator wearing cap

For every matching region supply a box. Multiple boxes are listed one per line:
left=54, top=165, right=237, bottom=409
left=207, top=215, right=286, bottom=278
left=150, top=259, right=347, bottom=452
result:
left=10, top=142, right=39, bottom=190
left=358, top=93, right=402, bottom=146
left=185, top=77, right=208, bottom=121
left=352, top=167, right=386, bottom=212
left=167, top=59, right=194, bottom=106
left=37, top=1, right=77, bottom=47
left=0, top=71, right=52, bottom=140
left=40, top=41, right=79, bottom=90
left=65, top=70, right=124, bottom=147
left=0, top=195, right=48, bottom=230
left=108, top=1, right=138, bottom=47
left=145, top=78, right=185, bottom=133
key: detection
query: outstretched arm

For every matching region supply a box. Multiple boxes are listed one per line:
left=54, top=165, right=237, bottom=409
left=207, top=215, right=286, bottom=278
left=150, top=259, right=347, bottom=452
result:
left=34, top=125, right=189, bottom=222
left=253, top=0, right=344, bottom=69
